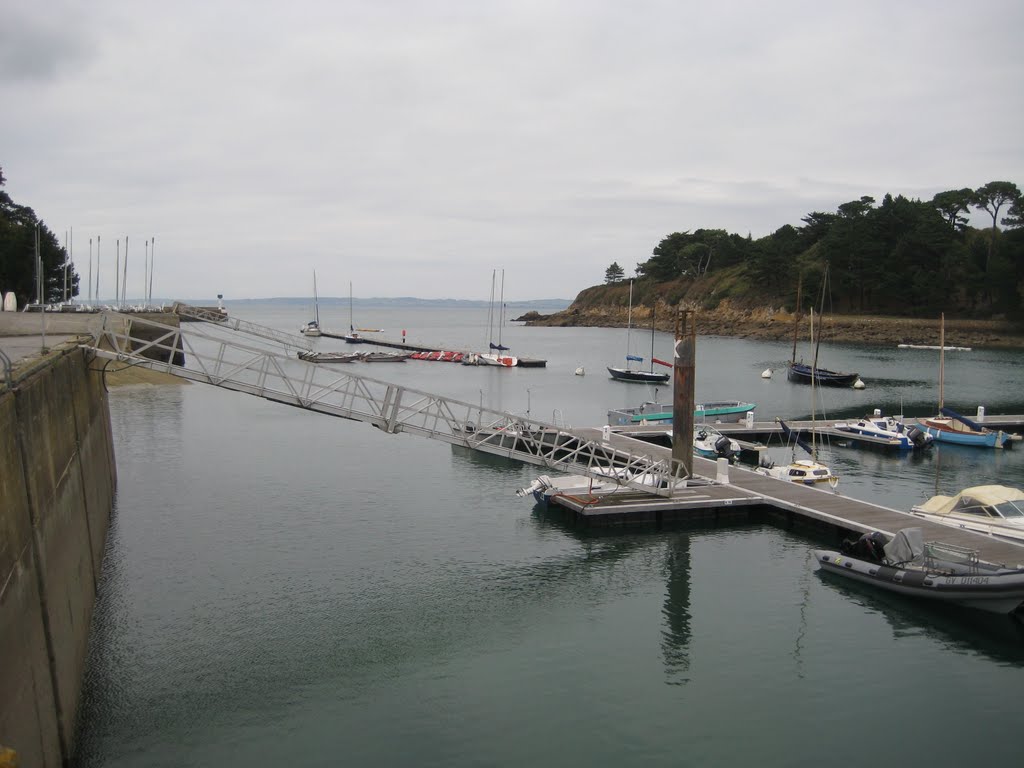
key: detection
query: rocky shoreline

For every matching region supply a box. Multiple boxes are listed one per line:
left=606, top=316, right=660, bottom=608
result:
left=518, top=303, right=1024, bottom=350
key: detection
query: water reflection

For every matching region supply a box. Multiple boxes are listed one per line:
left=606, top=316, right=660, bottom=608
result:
left=660, top=534, right=692, bottom=685
left=814, top=572, right=1024, bottom=666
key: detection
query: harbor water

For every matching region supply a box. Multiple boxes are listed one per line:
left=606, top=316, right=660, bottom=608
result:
left=73, top=302, right=1024, bottom=767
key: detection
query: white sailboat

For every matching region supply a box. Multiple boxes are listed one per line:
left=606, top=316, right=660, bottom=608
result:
left=300, top=271, right=322, bottom=337
left=757, top=308, right=838, bottom=486
left=480, top=269, right=517, bottom=367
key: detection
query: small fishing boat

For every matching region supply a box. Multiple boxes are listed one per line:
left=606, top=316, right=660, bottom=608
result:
left=813, top=527, right=1024, bottom=614
left=297, top=350, right=359, bottom=363
left=910, top=485, right=1024, bottom=543
left=606, top=399, right=756, bottom=426
left=357, top=351, right=411, bottom=362
left=833, top=410, right=933, bottom=451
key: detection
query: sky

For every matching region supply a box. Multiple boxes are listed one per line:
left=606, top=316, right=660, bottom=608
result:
left=2, top=0, right=1022, bottom=302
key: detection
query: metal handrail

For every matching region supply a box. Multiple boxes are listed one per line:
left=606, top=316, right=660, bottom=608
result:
left=81, top=310, right=687, bottom=495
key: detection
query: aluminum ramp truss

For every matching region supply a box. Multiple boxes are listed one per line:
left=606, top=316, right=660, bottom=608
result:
left=172, top=301, right=312, bottom=351
left=82, top=311, right=688, bottom=496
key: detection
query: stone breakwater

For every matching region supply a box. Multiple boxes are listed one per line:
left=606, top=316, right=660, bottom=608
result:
left=519, top=301, right=1024, bottom=350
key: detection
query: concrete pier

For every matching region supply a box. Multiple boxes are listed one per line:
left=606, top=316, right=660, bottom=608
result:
left=0, top=338, right=117, bottom=768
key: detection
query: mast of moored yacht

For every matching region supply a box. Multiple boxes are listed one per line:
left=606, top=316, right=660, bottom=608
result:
left=939, top=313, right=945, bottom=411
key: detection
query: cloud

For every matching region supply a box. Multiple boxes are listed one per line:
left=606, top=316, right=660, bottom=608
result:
left=2, top=0, right=1022, bottom=300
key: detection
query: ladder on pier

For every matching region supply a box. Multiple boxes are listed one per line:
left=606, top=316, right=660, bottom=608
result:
left=81, top=309, right=687, bottom=496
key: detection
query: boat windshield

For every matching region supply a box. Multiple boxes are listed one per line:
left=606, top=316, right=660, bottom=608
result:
left=948, top=497, right=994, bottom=517
left=992, top=500, right=1024, bottom=519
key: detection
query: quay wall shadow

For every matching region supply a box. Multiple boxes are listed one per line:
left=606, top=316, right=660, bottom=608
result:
left=0, top=344, right=116, bottom=767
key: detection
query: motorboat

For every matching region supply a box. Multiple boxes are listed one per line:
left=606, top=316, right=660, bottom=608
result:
left=813, top=527, right=1024, bottom=614
left=910, top=485, right=1024, bottom=543
left=692, top=426, right=740, bottom=461
left=515, top=473, right=627, bottom=506
left=833, top=411, right=933, bottom=451
left=755, top=458, right=837, bottom=486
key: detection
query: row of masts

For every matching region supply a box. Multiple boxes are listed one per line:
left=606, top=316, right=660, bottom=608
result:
left=40, top=228, right=159, bottom=308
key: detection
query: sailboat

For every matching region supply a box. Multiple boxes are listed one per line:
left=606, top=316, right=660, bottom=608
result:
left=300, top=271, right=322, bottom=337
left=787, top=266, right=859, bottom=387
left=758, top=308, right=838, bottom=486
left=607, top=280, right=669, bottom=383
left=479, top=269, right=517, bottom=367
left=917, top=314, right=1013, bottom=448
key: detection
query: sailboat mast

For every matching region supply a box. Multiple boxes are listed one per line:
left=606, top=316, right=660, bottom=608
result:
left=810, top=307, right=818, bottom=457
left=487, top=270, right=496, bottom=346
left=790, top=273, right=802, bottom=364
left=313, top=270, right=319, bottom=325
left=349, top=281, right=353, bottom=332
left=649, top=302, right=656, bottom=373
left=939, top=312, right=945, bottom=410
left=626, top=278, right=633, bottom=363
left=497, top=268, right=505, bottom=348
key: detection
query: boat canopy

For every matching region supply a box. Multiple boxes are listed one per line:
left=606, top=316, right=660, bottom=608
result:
left=883, top=528, right=924, bottom=565
left=917, top=485, right=1024, bottom=518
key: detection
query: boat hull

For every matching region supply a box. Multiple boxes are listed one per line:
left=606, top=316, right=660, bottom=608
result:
left=607, top=367, right=669, bottom=384
left=813, top=550, right=1024, bottom=614
left=787, top=363, right=859, bottom=387
left=917, top=417, right=1009, bottom=448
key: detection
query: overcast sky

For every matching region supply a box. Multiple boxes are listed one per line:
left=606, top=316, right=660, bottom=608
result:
left=2, top=0, right=1021, bottom=301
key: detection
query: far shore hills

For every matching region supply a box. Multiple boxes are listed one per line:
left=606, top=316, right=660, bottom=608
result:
left=516, top=302, right=1024, bottom=350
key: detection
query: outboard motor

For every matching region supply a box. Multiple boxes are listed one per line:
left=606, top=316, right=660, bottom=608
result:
left=714, top=435, right=737, bottom=460
left=840, top=531, right=888, bottom=562
left=907, top=425, right=931, bottom=448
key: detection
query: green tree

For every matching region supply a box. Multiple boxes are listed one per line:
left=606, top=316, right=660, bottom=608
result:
left=931, top=188, right=975, bottom=230
left=974, top=181, right=1021, bottom=272
left=1002, top=201, right=1024, bottom=230
left=604, top=262, right=625, bottom=283
left=0, top=166, right=75, bottom=307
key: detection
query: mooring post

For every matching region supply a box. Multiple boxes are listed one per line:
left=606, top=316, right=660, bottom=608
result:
left=672, top=309, right=695, bottom=477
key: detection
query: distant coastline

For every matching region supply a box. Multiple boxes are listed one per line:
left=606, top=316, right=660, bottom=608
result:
left=219, top=296, right=573, bottom=310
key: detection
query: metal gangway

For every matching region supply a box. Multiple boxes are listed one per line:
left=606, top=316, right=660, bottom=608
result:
left=81, top=306, right=689, bottom=496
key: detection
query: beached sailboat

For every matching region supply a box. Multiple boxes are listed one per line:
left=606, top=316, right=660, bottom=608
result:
left=607, top=280, right=669, bottom=383
left=917, top=314, right=1014, bottom=448
left=299, top=271, right=322, bottom=337
left=787, top=266, right=859, bottom=387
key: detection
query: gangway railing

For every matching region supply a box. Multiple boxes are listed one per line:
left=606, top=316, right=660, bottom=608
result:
left=82, top=311, right=687, bottom=496
left=172, top=302, right=312, bottom=351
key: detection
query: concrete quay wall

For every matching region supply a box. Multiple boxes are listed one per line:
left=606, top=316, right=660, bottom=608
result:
left=0, top=344, right=116, bottom=767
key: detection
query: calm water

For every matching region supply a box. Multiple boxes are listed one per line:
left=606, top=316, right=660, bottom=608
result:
left=73, top=303, right=1024, bottom=767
